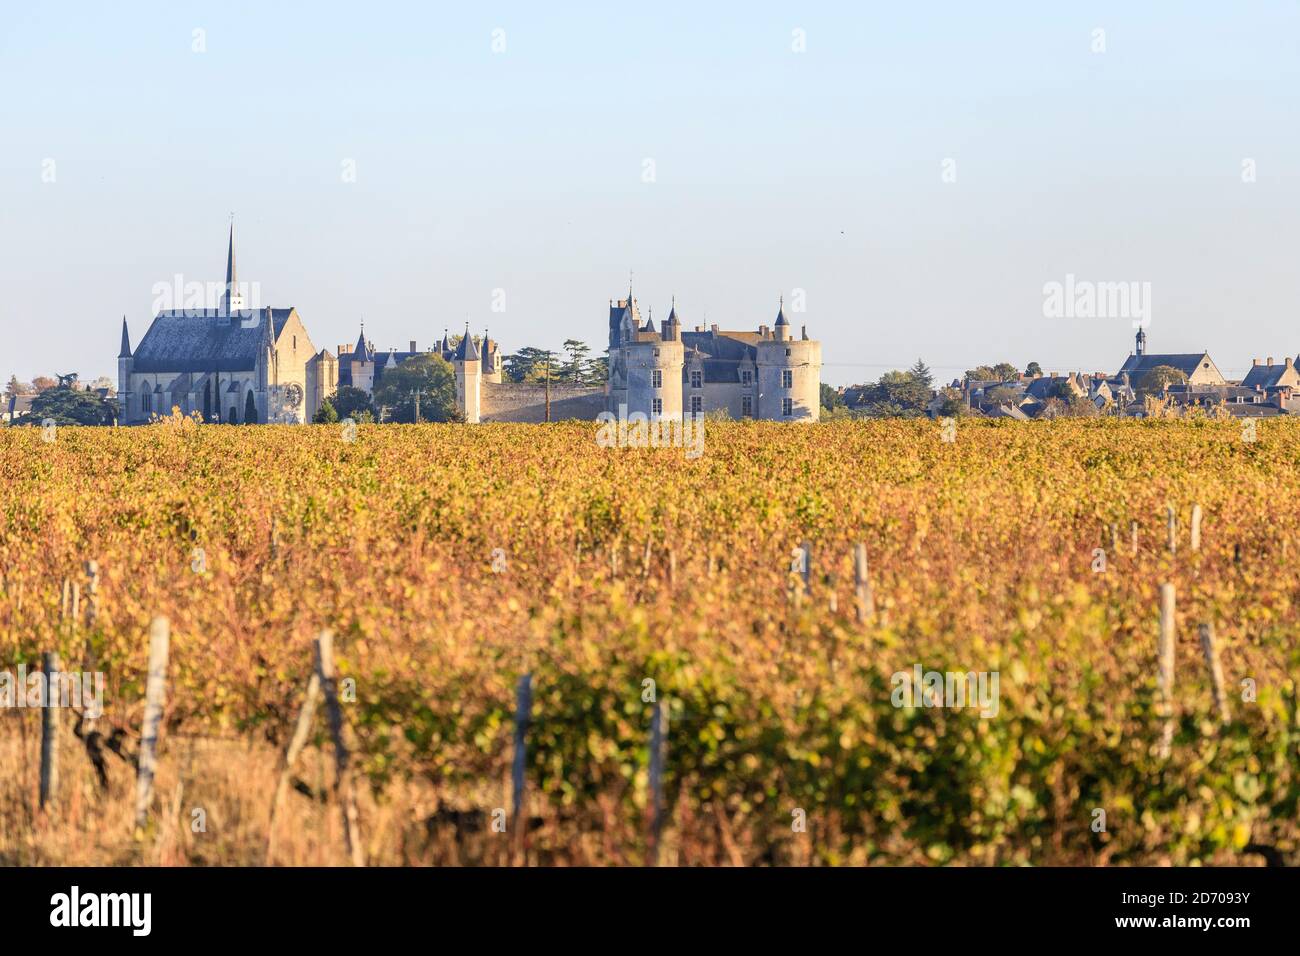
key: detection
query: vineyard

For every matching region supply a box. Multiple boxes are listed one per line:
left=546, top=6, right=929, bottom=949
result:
left=1, top=416, right=1298, bottom=866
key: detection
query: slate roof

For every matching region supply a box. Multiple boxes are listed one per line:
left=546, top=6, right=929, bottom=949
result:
left=453, top=329, right=479, bottom=361
left=131, top=309, right=293, bottom=373
left=1240, top=363, right=1295, bottom=390
left=679, top=330, right=759, bottom=384
left=1117, top=353, right=1213, bottom=379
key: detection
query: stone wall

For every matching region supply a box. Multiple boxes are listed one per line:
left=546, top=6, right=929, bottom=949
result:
left=481, top=381, right=606, bottom=422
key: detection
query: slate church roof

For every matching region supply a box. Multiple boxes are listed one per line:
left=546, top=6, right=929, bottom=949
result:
left=131, top=308, right=294, bottom=373
left=1117, top=352, right=1216, bottom=379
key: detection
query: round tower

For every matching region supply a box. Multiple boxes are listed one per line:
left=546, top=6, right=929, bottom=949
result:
left=756, top=300, right=822, bottom=421
left=624, top=333, right=683, bottom=421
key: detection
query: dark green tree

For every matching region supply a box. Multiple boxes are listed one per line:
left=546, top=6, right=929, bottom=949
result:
left=244, top=391, right=258, bottom=424
left=504, top=347, right=552, bottom=383
left=313, top=399, right=339, bottom=424
left=561, top=340, right=591, bottom=384
left=371, top=353, right=459, bottom=422
left=330, top=386, right=374, bottom=420
left=15, top=386, right=117, bottom=426
left=1025, top=361, right=1043, bottom=377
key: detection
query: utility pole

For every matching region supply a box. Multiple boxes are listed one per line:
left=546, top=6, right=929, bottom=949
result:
left=412, top=387, right=420, bottom=423
left=545, top=350, right=552, bottom=423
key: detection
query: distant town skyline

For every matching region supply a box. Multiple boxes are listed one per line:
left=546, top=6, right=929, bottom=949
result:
left=2, top=2, right=1297, bottom=386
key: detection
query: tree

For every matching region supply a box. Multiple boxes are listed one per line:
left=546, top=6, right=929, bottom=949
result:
left=370, top=353, right=458, bottom=423
left=965, top=365, right=997, bottom=382
left=1064, top=395, right=1100, bottom=418
left=844, top=366, right=933, bottom=418
left=936, top=387, right=966, bottom=417
left=820, top=383, right=843, bottom=412
left=15, top=384, right=117, bottom=425
left=313, top=399, right=339, bottom=424
left=1137, top=365, right=1188, bottom=395
left=909, top=359, right=933, bottom=390
left=585, top=355, right=608, bottom=385
left=330, top=386, right=374, bottom=420
left=30, top=376, right=58, bottom=393
left=504, top=347, right=551, bottom=383
left=244, top=391, right=259, bottom=424
left=991, top=363, right=1019, bottom=382
left=561, top=340, right=591, bottom=384
left=4, top=376, right=30, bottom=399
left=1025, top=362, right=1043, bottom=377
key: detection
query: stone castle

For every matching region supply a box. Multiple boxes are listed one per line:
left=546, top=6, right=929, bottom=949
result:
left=117, top=226, right=822, bottom=424
left=605, top=290, right=822, bottom=421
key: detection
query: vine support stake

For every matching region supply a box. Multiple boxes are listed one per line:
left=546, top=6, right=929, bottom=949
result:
left=1199, top=623, right=1230, bottom=726
left=39, top=651, right=60, bottom=811
left=134, top=616, right=170, bottom=832
left=1157, top=584, right=1176, bottom=759
left=511, top=673, right=532, bottom=866
left=315, top=630, right=365, bottom=866
left=647, top=698, right=668, bottom=867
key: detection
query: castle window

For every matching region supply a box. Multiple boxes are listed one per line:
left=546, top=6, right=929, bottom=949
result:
left=652, top=398, right=663, bottom=415
left=782, top=398, right=793, bottom=417
left=742, top=395, right=752, bottom=416
left=782, top=370, right=793, bottom=388
left=690, top=370, right=702, bottom=389
left=691, top=396, right=703, bottom=414
left=652, top=370, right=663, bottom=388
left=653, top=349, right=660, bottom=358
left=785, top=348, right=791, bottom=357
left=741, top=370, right=752, bottom=385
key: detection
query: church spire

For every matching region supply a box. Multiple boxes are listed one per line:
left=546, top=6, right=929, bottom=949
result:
left=118, top=315, right=132, bottom=358
left=221, top=217, right=243, bottom=313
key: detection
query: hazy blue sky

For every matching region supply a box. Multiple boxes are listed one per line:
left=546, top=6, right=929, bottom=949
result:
left=2, top=1, right=1297, bottom=386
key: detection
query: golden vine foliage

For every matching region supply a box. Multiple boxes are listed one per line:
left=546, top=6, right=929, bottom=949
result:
left=1, top=418, right=1296, bottom=865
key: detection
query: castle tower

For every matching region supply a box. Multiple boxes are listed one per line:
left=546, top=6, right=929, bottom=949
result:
left=624, top=320, right=683, bottom=421
left=756, top=300, right=821, bottom=421
left=453, top=324, right=481, bottom=423
left=772, top=295, right=791, bottom=342
left=663, top=297, right=681, bottom=342
left=481, top=329, right=503, bottom=383
left=350, top=323, right=375, bottom=394
left=117, top=315, right=133, bottom=422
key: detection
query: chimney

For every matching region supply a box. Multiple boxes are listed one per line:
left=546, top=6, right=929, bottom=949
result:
left=1268, top=356, right=1274, bottom=366
left=710, top=324, right=719, bottom=335
left=759, top=324, right=769, bottom=338
left=1287, top=357, right=1294, bottom=369
left=410, top=340, right=417, bottom=352
left=1253, top=358, right=1260, bottom=366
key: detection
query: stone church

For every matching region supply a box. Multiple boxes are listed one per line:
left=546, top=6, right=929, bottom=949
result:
left=117, top=224, right=332, bottom=424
